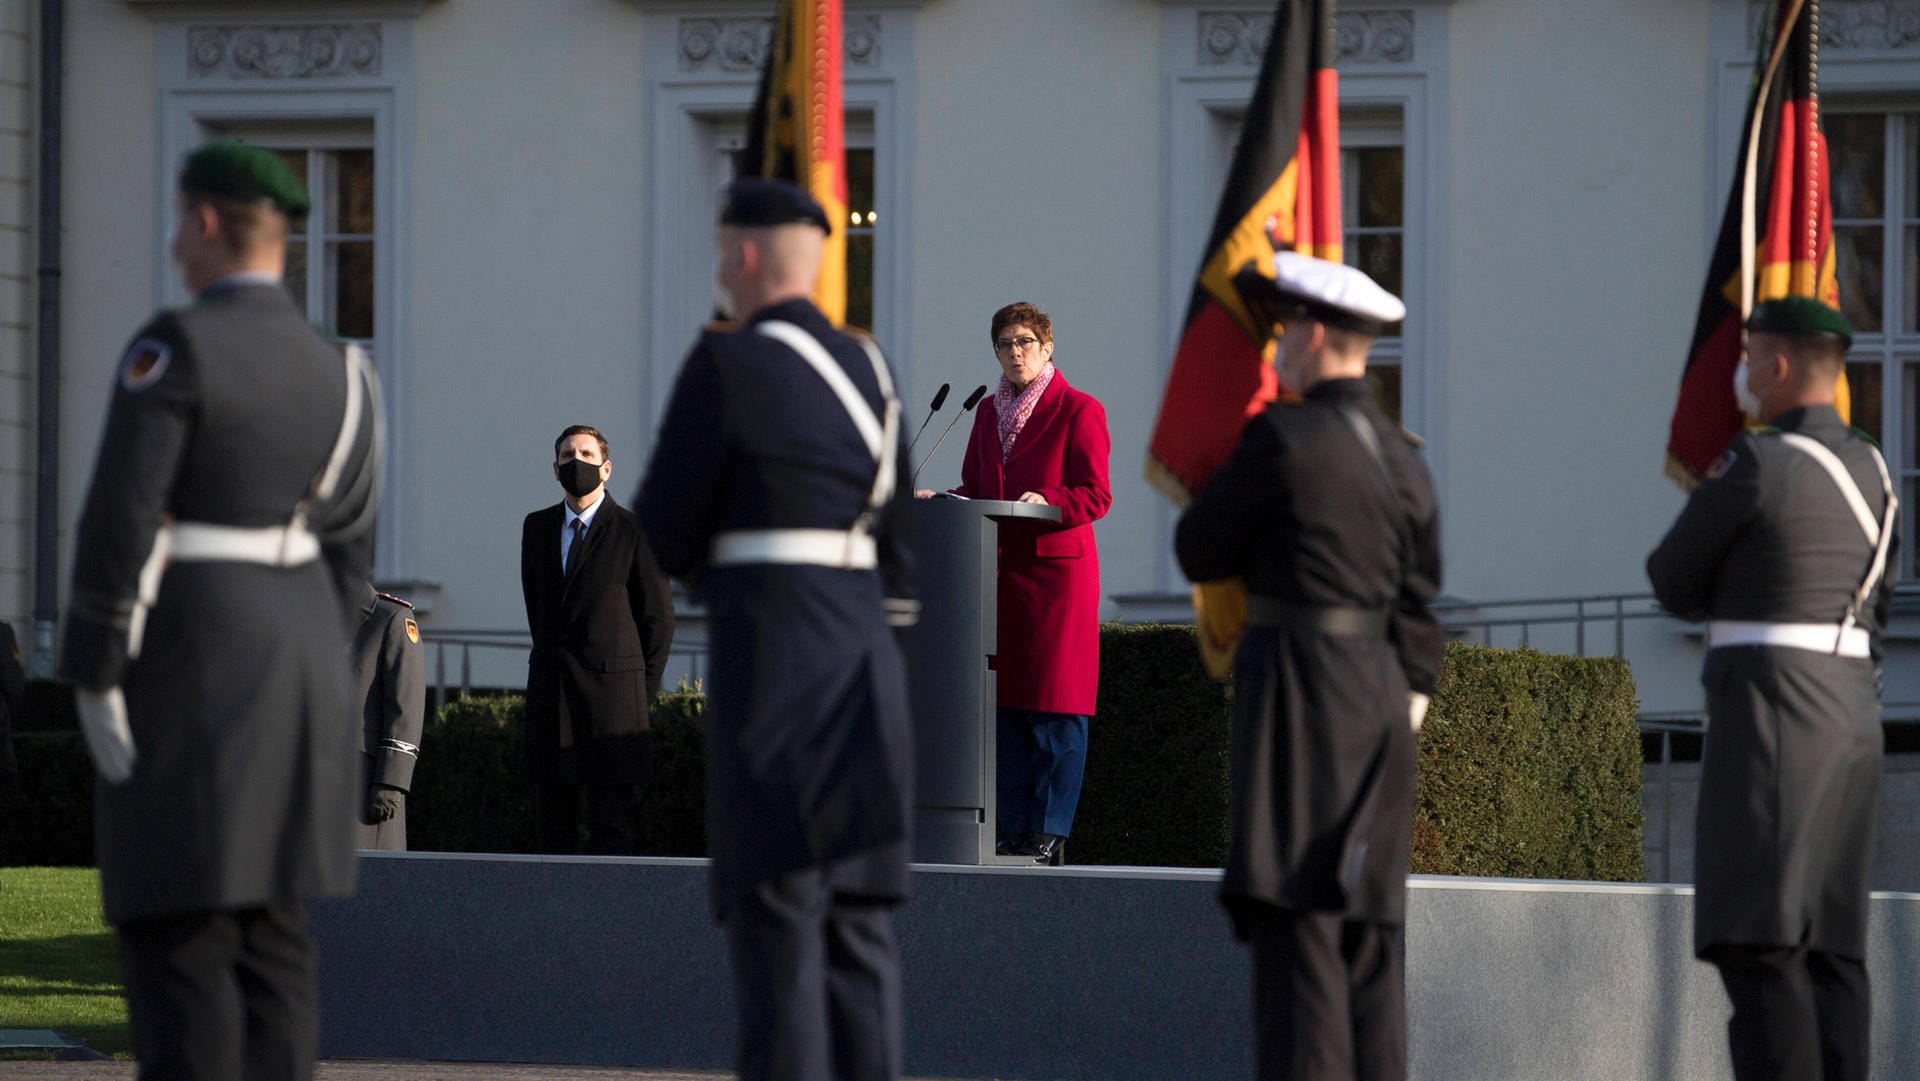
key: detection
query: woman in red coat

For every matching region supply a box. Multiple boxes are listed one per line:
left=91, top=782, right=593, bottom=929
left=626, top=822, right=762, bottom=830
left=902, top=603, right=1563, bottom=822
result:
left=922, top=301, right=1112, bottom=864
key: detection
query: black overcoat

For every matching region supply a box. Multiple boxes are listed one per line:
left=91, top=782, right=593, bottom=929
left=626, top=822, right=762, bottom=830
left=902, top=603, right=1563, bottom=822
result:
left=1648, top=405, right=1893, bottom=959
left=520, top=496, right=675, bottom=785
left=60, top=281, right=375, bottom=926
left=637, top=299, right=916, bottom=921
left=1175, top=379, right=1443, bottom=930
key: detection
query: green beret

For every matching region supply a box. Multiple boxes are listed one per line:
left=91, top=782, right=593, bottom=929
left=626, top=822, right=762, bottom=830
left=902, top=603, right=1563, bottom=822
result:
left=1745, top=295, right=1852, bottom=348
left=179, top=141, right=310, bottom=217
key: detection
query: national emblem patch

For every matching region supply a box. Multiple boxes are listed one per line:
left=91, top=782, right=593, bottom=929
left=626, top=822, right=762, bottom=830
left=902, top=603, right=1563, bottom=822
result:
left=1707, top=448, right=1738, bottom=480
left=120, top=339, right=172, bottom=392
left=405, top=618, right=420, bottom=645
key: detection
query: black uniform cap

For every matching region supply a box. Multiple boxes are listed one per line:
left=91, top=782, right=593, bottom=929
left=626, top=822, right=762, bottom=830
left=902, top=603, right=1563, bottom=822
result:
left=719, top=178, right=832, bottom=237
left=179, top=141, right=311, bottom=217
left=1745, top=295, right=1853, bottom=349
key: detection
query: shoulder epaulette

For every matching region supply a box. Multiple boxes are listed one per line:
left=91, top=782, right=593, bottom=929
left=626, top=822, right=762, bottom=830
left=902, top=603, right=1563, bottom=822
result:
left=1848, top=426, right=1883, bottom=450
left=376, top=591, right=414, bottom=610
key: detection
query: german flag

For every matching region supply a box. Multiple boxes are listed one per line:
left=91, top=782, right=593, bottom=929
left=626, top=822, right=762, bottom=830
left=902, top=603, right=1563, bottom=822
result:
left=743, top=0, right=849, bottom=325
left=1668, top=0, right=1842, bottom=488
left=1145, top=0, right=1342, bottom=674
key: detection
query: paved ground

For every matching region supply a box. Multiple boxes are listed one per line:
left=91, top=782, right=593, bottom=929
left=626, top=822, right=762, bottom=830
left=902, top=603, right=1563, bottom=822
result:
left=0, top=1063, right=987, bottom=1080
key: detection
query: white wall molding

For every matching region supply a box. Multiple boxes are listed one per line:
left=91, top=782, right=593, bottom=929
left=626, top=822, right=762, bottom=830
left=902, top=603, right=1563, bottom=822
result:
left=1746, top=0, right=1920, bottom=51
left=1197, top=9, right=1415, bottom=68
left=677, top=13, right=882, bottom=73
left=187, top=23, right=384, bottom=80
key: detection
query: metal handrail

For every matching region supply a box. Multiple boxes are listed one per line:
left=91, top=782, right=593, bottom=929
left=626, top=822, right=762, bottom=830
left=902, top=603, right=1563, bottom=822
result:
left=419, top=627, right=710, bottom=713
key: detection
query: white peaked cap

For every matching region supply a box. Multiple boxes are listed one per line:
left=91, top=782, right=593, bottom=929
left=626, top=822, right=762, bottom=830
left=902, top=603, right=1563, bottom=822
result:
left=1270, top=250, right=1406, bottom=326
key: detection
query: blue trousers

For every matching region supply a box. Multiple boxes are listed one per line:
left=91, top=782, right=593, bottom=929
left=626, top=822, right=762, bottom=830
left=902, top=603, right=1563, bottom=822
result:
left=996, top=707, right=1089, bottom=837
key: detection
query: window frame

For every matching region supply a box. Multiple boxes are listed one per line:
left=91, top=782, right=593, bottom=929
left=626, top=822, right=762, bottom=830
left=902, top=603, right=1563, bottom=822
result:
left=641, top=8, right=919, bottom=434
left=1710, top=1, right=1920, bottom=583
left=1159, top=3, right=1450, bottom=591
left=152, top=17, right=417, bottom=582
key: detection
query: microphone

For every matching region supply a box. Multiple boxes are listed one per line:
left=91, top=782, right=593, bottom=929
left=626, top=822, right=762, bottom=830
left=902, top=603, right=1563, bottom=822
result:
left=905, top=383, right=951, bottom=456
left=913, top=384, right=988, bottom=487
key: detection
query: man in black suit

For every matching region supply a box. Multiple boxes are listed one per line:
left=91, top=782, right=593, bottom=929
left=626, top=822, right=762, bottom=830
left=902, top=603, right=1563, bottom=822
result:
left=521, top=425, right=675, bottom=855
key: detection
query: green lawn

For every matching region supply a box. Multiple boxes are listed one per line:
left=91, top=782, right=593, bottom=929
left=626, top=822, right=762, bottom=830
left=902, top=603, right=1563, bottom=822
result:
left=0, top=866, right=129, bottom=1057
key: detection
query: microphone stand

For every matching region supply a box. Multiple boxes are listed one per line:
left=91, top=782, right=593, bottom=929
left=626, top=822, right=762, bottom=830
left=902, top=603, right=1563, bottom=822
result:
left=913, top=385, right=987, bottom=488
left=905, top=384, right=951, bottom=457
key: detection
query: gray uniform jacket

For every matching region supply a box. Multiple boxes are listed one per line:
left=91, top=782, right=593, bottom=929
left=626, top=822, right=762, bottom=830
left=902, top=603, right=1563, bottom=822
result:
left=353, top=589, right=426, bottom=850
left=60, top=279, right=378, bottom=926
left=1175, top=379, right=1444, bottom=930
left=638, top=299, right=915, bottom=921
left=1648, top=405, right=1894, bottom=959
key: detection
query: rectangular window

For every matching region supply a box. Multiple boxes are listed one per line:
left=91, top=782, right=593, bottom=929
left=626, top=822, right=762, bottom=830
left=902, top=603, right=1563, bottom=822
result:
left=1209, top=104, right=1409, bottom=422
left=718, top=120, right=879, bottom=329
left=1826, top=107, right=1920, bottom=578
left=202, top=123, right=378, bottom=360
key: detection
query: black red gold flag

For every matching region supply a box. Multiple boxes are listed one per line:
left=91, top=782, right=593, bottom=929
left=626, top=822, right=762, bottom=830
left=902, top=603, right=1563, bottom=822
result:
left=1668, top=0, right=1843, bottom=487
left=1144, top=0, right=1342, bottom=673
left=743, top=0, right=849, bottom=325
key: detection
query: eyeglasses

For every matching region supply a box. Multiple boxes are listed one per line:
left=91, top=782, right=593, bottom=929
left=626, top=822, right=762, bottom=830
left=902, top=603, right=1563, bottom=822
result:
left=993, top=336, right=1042, bottom=355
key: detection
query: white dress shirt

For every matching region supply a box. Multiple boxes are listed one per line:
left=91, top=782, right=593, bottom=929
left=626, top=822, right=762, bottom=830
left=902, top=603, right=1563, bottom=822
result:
left=560, top=492, right=605, bottom=572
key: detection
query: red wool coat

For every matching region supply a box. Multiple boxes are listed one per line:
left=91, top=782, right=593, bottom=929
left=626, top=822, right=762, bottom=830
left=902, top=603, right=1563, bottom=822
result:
left=953, top=370, right=1112, bottom=715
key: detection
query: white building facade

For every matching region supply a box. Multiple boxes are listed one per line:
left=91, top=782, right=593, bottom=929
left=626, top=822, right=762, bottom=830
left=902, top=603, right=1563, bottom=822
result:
left=4, top=0, right=1918, bottom=713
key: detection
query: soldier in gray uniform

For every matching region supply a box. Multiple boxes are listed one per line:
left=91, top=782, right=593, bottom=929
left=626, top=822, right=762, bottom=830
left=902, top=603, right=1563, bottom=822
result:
left=638, top=178, right=916, bottom=1081
left=1648, top=296, right=1893, bottom=1081
left=1175, top=252, right=1443, bottom=1081
left=61, top=142, right=381, bottom=1081
left=353, top=585, right=425, bottom=851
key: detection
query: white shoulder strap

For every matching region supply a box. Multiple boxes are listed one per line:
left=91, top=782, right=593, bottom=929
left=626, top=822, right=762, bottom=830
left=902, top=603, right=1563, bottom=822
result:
left=315, top=343, right=373, bottom=503
left=1774, top=430, right=1899, bottom=630
left=754, top=320, right=900, bottom=511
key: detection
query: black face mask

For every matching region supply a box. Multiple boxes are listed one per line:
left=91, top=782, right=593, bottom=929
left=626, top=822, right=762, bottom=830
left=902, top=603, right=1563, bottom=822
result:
left=556, top=459, right=604, bottom=498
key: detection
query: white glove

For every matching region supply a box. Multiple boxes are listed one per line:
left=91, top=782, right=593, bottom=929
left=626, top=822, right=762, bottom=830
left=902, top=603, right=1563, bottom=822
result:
left=1408, top=691, right=1431, bottom=734
left=76, top=687, right=136, bottom=784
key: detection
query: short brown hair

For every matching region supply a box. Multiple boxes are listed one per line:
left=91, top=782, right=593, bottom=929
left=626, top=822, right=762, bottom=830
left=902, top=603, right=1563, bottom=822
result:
left=186, top=194, right=289, bottom=259
left=991, top=302, right=1053, bottom=346
left=554, top=425, right=610, bottom=461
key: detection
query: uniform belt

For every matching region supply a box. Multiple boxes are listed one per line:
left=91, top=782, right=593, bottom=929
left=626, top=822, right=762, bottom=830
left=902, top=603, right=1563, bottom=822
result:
left=1708, top=620, right=1871, bottom=658
left=1245, top=596, right=1390, bottom=638
left=709, top=529, right=877, bottom=570
left=166, top=521, right=321, bottom=567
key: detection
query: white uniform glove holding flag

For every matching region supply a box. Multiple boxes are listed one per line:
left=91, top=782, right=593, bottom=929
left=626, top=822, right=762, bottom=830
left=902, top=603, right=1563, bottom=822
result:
left=1409, top=691, right=1431, bottom=734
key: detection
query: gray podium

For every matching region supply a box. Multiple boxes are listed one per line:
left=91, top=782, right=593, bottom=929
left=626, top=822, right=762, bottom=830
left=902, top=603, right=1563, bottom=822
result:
left=901, top=497, right=1061, bottom=865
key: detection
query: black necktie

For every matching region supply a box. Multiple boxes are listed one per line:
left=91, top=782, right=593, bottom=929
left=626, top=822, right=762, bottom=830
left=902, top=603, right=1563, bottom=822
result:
left=564, top=519, right=586, bottom=577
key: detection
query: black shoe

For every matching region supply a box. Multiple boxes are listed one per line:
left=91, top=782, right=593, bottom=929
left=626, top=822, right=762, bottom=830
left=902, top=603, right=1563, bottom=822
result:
left=995, top=832, right=1016, bottom=856
left=1027, top=834, right=1065, bottom=865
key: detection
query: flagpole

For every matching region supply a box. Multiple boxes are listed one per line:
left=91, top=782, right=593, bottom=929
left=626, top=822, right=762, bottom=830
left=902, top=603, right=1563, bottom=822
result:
left=1739, top=0, right=1809, bottom=320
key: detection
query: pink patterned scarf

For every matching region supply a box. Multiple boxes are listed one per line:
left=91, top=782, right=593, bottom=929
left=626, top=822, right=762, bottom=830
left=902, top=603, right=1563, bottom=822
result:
left=996, top=362, right=1056, bottom=462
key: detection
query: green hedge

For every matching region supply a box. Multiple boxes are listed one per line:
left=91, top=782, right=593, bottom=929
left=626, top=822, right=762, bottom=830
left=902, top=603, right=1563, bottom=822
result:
left=1068, top=624, right=1232, bottom=866
left=409, top=690, right=709, bottom=856
left=1413, top=644, right=1645, bottom=881
left=0, top=634, right=1644, bottom=883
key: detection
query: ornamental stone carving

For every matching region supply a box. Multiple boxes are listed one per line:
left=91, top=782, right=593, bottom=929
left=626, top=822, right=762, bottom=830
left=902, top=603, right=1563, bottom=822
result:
left=1198, top=11, right=1274, bottom=66
left=1199, top=10, right=1412, bottom=67
left=188, top=25, right=383, bottom=79
left=679, top=15, right=883, bottom=72
left=1749, top=1, right=1920, bottom=50
left=1336, top=11, right=1414, bottom=63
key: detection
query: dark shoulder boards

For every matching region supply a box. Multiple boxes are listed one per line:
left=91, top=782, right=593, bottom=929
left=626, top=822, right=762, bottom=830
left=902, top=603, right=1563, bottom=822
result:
left=376, top=591, right=414, bottom=610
